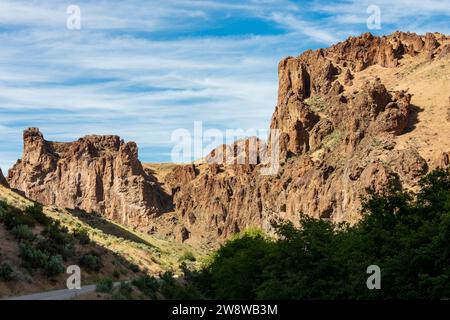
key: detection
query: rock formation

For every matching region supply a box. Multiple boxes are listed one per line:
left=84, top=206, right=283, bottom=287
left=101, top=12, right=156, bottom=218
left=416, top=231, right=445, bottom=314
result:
left=8, top=128, right=170, bottom=228
left=7, top=32, right=450, bottom=244
left=161, top=31, right=450, bottom=243
left=0, top=168, right=7, bottom=187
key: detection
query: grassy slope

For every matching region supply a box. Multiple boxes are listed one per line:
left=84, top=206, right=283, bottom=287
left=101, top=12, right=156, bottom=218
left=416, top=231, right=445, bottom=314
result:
left=0, top=185, right=205, bottom=298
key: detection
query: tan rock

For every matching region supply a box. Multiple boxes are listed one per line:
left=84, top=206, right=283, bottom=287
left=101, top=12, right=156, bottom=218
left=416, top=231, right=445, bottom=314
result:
left=0, top=168, right=8, bottom=187
left=8, top=128, right=168, bottom=228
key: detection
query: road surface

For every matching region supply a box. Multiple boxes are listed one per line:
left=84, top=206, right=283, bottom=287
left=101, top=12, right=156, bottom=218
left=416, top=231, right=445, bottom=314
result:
left=4, top=282, right=122, bottom=300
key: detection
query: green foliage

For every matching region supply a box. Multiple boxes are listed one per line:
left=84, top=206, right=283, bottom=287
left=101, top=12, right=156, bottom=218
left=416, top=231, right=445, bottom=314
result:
left=73, top=227, right=90, bottom=245
left=11, top=224, right=35, bottom=242
left=158, top=271, right=203, bottom=300
left=0, top=206, right=36, bottom=230
left=44, top=255, right=65, bottom=277
left=96, top=277, right=113, bottom=293
left=111, top=282, right=133, bottom=300
left=0, top=262, right=14, bottom=281
left=178, top=250, right=196, bottom=262
left=132, top=275, right=160, bottom=299
left=38, top=221, right=75, bottom=259
left=19, top=243, right=49, bottom=269
left=25, top=204, right=52, bottom=226
left=182, top=168, right=450, bottom=300
left=79, top=251, right=103, bottom=272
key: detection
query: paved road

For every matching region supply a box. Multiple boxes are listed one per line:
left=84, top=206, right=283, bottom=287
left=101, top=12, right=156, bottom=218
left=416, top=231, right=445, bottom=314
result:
left=4, top=282, right=122, bottom=300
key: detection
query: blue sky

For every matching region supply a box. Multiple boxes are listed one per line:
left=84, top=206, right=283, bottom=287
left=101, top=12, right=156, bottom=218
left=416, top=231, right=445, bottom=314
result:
left=1, top=0, right=450, bottom=169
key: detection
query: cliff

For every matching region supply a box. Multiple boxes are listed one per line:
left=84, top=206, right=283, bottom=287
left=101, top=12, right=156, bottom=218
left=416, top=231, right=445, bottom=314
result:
left=7, top=32, right=450, bottom=245
left=161, top=32, right=450, bottom=243
left=8, top=128, right=171, bottom=228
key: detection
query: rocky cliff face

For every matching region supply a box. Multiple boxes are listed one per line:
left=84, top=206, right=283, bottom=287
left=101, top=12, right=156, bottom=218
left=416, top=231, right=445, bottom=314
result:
left=161, top=32, right=450, bottom=243
left=0, top=168, right=7, bottom=187
left=8, top=128, right=170, bottom=228
left=7, top=32, right=450, bottom=245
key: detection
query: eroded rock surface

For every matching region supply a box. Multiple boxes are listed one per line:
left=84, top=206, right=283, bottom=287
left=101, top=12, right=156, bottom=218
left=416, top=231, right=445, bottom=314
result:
left=0, top=168, right=7, bottom=187
left=7, top=32, right=450, bottom=245
left=8, top=128, right=170, bottom=228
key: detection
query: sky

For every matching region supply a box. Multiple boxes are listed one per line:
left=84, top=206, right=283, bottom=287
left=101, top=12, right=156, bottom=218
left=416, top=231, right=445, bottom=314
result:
left=1, top=0, right=450, bottom=170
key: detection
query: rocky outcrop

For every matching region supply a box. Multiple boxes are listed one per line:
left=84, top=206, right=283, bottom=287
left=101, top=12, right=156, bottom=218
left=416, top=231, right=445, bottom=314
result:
left=8, top=128, right=170, bottom=228
left=161, top=32, right=449, bottom=243
left=0, top=168, right=7, bottom=187
left=7, top=32, right=450, bottom=245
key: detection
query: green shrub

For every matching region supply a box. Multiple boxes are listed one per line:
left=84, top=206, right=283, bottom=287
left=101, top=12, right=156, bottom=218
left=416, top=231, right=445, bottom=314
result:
left=132, top=275, right=160, bottom=299
left=73, top=227, right=90, bottom=245
left=79, top=251, right=103, bottom=272
left=159, top=271, right=203, bottom=300
left=11, top=224, right=35, bottom=242
left=112, top=270, right=121, bottom=279
left=42, top=221, right=74, bottom=246
left=129, top=263, right=140, bottom=273
left=19, top=243, right=48, bottom=269
left=189, top=168, right=450, bottom=300
left=1, top=207, right=36, bottom=230
left=44, top=255, right=65, bottom=277
left=179, top=251, right=196, bottom=262
left=35, top=237, right=75, bottom=260
left=111, top=282, right=133, bottom=300
left=0, top=262, right=14, bottom=281
left=25, top=204, right=52, bottom=226
left=96, top=278, right=113, bottom=293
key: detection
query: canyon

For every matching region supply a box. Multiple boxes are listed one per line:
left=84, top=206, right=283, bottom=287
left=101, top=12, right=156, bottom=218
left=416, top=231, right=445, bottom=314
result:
left=3, top=31, right=450, bottom=246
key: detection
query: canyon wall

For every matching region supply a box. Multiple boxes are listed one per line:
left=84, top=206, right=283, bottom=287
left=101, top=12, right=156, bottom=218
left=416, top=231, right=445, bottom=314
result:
left=8, top=128, right=171, bottom=228
left=7, top=32, right=450, bottom=244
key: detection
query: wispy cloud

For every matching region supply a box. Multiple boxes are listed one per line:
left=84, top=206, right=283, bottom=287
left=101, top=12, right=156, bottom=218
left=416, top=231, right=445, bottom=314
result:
left=0, top=0, right=449, bottom=170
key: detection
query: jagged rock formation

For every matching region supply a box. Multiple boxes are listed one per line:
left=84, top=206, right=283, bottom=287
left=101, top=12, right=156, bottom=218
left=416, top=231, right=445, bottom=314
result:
left=161, top=32, right=450, bottom=243
left=0, top=168, right=7, bottom=186
left=8, top=128, right=170, bottom=228
left=7, top=32, right=450, bottom=245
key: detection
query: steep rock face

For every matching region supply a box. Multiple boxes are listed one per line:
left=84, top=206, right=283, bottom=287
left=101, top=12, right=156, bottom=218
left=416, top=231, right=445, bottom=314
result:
left=0, top=168, right=7, bottom=187
left=7, top=32, right=450, bottom=245
left=162, top=32, right=450, bottom=243
left=8, top=128, right=169, bottom=227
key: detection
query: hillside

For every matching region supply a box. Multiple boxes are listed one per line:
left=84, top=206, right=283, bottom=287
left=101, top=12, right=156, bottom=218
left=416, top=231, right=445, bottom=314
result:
left=0, top=184, right=204, bottom=298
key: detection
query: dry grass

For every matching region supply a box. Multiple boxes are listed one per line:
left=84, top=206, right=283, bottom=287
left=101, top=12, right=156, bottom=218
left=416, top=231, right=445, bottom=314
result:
left=0, top=185, right=205, bottom=298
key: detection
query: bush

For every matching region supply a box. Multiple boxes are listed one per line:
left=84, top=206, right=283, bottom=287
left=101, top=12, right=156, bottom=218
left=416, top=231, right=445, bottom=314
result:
left=111, top=282, right=133, bottom=300
left=42, top=221, right=74, bottom=247
left=189, top=168, right=450, bottom=300
left=132, top=275, right=160, bottom=299
left=19, top=243, right=48, bottom=269
left=11, top=225, right=35, bottom=242
left=25, top=204, right=52, bottom=226
left=79, top=251, right=103, bottom=272
left=44, top=255, right=65, bottom=277
left=0, top=262, right=14, bottom=281
left=179, top=251, right=196, bottom=262
left=96, top=278, right=113, bottom=293
left=73, top=227, right=90, bottom=245
left=1, top=207, right=36, bottom=230
left=159, top=271, right=202, bottom=300
left=35, top=237, right=75, bottom=260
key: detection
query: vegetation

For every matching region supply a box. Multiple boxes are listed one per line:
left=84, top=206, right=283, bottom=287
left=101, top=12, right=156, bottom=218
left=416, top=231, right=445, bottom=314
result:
left=73, top=227, right=90, bottom=245
left=11, top=225, right=35, bottom=242
left=79, top=251, right=103, bottom=272
left=96, top=277, right=114, bottom=293
left=0, top=262, right=14, bottom=281
left=131, top=275, right=160, bottom=299
left=173, top=168, right=450, bottom=300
